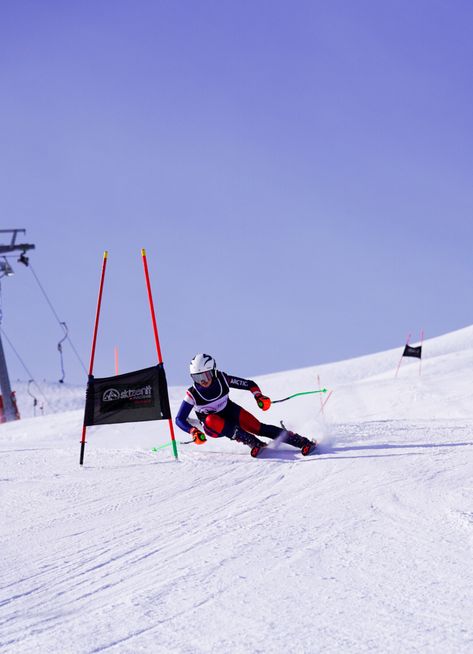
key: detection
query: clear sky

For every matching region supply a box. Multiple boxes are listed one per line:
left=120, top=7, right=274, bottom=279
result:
left=0, top=0, right=472, bottom=388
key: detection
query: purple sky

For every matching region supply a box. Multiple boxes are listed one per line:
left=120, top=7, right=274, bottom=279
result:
left=1, top=0, right=472, bottom=387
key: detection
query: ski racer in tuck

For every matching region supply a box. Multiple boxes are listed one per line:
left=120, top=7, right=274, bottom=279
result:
left=175, top=353, right=316, bottom=457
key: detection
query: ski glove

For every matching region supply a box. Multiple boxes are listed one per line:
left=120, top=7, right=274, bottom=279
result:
left=254, top=392, right=271, bottom=411
left=190, top=427, right=207, bottom=444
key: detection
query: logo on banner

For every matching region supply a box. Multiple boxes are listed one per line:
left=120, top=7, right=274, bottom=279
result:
left=103, top=388, right=120, bottom=401
left=102, top=385, right=153, bottom=403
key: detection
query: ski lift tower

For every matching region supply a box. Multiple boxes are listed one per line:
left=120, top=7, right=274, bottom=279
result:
left=0, top=229, right=35, bottom=422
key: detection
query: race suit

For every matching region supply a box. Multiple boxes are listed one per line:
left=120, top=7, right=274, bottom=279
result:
left=175, top=371, right=282, bottom=440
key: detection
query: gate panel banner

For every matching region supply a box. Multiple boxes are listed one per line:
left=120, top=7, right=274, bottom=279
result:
left=84, top=363, right=171, bottom=426
left=402, top=344, right=422, bottom=359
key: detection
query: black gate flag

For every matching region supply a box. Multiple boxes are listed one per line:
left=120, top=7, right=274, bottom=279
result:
left=84, top=364, right=171, bottom=426
left=402, top=344, right=422, bottom=359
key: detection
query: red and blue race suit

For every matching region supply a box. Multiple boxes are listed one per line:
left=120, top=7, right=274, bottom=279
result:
left=175, top=370, right=282, bottom=440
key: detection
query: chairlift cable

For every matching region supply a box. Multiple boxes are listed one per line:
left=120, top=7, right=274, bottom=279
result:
left=28, top=263, right=87, bottom=376
left=0, top=327, right=50, bottom=407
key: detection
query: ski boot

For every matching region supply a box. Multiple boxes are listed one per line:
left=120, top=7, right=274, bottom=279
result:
left=232, top=427, right=267, bottom=458
left=249, top=442, right=267, bottom=458
left=300, top=440, right=317, bottom=456
left=283, top=431, right=317, bottom=456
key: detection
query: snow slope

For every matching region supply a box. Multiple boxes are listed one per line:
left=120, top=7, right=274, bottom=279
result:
left=1, top=326, right=473, bottom=653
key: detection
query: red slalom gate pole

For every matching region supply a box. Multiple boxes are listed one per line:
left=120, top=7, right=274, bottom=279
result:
left=317, top=374, right=324, bottom=415
left=395, top=332, right=411, bottom=379
left=141, top=248, right=178, bottom=460
left=80, top=251, right=108, bottom=465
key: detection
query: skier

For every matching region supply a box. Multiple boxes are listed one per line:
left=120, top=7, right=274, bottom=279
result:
left=175, top=353, right=316, bottom=457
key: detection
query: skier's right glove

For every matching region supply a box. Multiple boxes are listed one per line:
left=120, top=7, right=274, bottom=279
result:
left=190, top=427, right=207, bottom=444
left=254, top=392, right=271, bottom=411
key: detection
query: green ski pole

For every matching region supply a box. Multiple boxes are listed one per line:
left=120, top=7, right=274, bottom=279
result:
left=272, top=389, right=327, bottom=404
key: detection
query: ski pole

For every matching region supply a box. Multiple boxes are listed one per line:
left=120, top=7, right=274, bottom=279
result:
left=151, top=442, right=174, bottom=452
left=272, top=389, right=328, bottom=404
left=151, top=437, right=200, bottom=452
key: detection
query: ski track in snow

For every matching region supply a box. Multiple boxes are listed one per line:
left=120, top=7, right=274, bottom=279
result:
left=2, top=326, right=473, bottom=653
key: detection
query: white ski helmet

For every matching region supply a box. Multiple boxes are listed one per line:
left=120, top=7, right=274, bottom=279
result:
left=189, top=353, right=217, bottom=385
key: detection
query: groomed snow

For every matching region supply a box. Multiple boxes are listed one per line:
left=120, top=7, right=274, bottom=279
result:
left=1, top=326, right=473, bottom=653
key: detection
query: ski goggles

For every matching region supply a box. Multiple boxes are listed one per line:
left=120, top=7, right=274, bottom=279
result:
left=191, top=370, right=214, bottom=385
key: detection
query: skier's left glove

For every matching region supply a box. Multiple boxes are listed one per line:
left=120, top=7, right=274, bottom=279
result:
left=254, top=392, right=271, bottom=411
left=190, top=427, right=207, bottom=444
